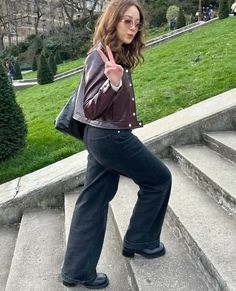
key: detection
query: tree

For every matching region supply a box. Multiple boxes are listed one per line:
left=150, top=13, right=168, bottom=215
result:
left=0, top=0, right=26, bottom=51
left=37, top=51, right=53, bottom=84
left=32, top=0, right=46, bottom=35
left=13, top=60, right=23, bottom=80
left=32, top=55, right=38, bottom=71
left=48, top=53, right=57, bottom=75
left=176, top=8, right=186, bottom=28
left=166, top=5, right=180, bottom=23
left=0, top=60, right=27, bottom=161
left=219, top=0, right=229, bottom=19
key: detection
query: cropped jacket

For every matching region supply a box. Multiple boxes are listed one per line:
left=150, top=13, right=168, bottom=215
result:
left=73, top=50, right=143, bottom=130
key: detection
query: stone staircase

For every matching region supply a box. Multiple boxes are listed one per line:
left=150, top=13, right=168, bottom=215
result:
left=0, top=89, right=235, bottom=290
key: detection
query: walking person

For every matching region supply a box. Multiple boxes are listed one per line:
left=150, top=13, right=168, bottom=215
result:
left=61, top=0, right=172, bottom=289
left=5, top=60, right=14, bottom=83
left=231, top=0, right=236, bottom=16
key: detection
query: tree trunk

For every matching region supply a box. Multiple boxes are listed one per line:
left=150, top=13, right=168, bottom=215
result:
left=0, top=33, right=5, bottom=52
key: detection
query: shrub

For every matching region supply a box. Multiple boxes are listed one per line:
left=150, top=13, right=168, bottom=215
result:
left=37, top=51, right=54, bottom=85
left=0, top=60, right=27, bottom=161
left=32, top=55, right=38, bottom=71
left=176, top=8, right=186, bottom=29
left=55, top=51, right=62, bottom=64
left=48, top=53, right=57, bottom=75
left=13, top=60, right=23, bottom=80
left=219, top=0, right=230, bottom=19
left=166, top=5, right=179, bottom=23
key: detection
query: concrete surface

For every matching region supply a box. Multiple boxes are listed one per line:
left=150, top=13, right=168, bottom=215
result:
left=172, top=144, right=236, bottom=215
left=165, top=160, right=236, bottom=291
left=203, top=131, right=236, bottom=163
left=5, top=208, right=65, bottom=291
left=111, top=177, right=209, bottom=291
left=0, top=150, right=87, bottom=225
left=0, top=226, right=18, bottom=291
left=64, top=189, right=135, bottom=291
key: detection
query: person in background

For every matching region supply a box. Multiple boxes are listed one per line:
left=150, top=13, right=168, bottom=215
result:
left=169, top=18, right=176, bottom=31
left=231, top=0, right=236, bottom=16
left=61, top=0, right=172, bottom=289
left=5, top=60, right=14, bottom=83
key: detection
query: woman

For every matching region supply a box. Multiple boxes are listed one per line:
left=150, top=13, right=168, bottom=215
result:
left=61, top=0, right=172, bottom=289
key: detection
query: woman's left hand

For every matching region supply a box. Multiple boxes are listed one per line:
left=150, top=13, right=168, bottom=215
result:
left=97, top=46, right=124, bottom=87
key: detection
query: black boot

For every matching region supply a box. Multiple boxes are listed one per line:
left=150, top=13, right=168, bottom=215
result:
left=63, top=273, right=109, bottom=289
left=122, top=242, right=166, bottom=259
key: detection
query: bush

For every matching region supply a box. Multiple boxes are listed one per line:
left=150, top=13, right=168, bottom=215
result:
left=176, top=8, right=186, bottom=29
left=148, top=5, right=168, bottom=27
left=55, top=51, right=62, bottom=64
left=32, top=55, right=38, bottom=71
left=13, top=60, right=23, bottom=80
left=0, top=60, right=27, bottom=161
left=219, top=0, right=230, bottom=19
left=166, top=5, right=179, bottom=23
left=48, top=53, right=57, bottom=75
left=37, top=51, right=54, bottom=85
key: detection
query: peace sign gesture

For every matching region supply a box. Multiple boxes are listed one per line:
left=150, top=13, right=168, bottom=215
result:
left=97, top=46, right=124, bottom=87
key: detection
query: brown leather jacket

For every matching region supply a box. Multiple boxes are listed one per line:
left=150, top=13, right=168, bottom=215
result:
left=73, top=50, right=143, bottom=129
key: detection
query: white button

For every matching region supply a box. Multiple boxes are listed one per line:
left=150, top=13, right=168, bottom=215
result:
left=129, top=83, right=132, bottom=87
left=117, top=130, right=120, bottom=133
left=126, top=69, right=129, bottom=73
left=133, top=113, right=136, bottom=116
left=139, top=122, right=142, bottom=126
left=129, top=124, right=132, bottom=127
left=132, top=98, right=135, bottom=101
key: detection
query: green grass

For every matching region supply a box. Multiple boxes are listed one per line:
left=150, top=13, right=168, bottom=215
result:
left=0, top=17, right=235, bottom=184
left=23, top=58, right=85, bottom=79
left=22, top=27, right=167, bottom=80
left=146, top=24, right=169, bottom=40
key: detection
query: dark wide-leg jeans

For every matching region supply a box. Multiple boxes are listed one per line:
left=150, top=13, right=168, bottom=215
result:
left=61, top=125, right=172, bottom=284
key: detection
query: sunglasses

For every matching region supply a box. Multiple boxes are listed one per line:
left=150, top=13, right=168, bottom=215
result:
left=120, top=17, right=143, bottom=31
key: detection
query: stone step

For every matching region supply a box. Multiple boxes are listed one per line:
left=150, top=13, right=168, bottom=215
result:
left=0, top=226, right=18, bottom=291
left=5, top=209, right=66, bottom=291
left=202, top=131, right=236, bottom=163
left=111, top=176, right=209, bottom=291
left=64, top=189, right=134, bottom=290
left=172, top=144, right=236, bottom=216
left=165, top=160, right=236, bottom=291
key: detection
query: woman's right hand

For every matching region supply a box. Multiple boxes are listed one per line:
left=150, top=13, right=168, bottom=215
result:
left=97, top=46, right=123, bottom=87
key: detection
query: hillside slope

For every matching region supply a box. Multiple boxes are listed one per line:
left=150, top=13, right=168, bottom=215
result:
left=134, top=17, right=235, bottom=123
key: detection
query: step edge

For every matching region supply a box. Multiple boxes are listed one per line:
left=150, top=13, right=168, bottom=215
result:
left=171, top=146, right=236, bottom=216
left=108, top=204, right=139, bottom=291
left=166, top=205, right=229, bottom=291
left=63, top=191, right=138, bottom=290
left=202, top=132, right=236, bottom=163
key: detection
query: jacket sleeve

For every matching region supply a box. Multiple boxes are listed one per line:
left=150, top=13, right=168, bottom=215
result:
left=83, top=50, right=121, bottom=120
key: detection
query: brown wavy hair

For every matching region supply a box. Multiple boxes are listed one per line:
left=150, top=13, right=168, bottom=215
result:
left=92, top=0, right=145, bottom=69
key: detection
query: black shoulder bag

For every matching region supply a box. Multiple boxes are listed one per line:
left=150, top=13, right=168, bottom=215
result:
left=54, top=88, right=85, bottom=140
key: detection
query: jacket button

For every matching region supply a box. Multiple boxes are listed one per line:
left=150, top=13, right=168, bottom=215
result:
left=129, top=124, right=132, bottom=127
left=139, top=122, right=142, bottom=126
left=126, top=69, right=129, bottom=73
left=129, top=83, right=132, bottom=87
left=133, top=113, right=136, bottom=116
left=117, top=130, right=120, bottom=133
left=132, top=98, right=135, bottom=101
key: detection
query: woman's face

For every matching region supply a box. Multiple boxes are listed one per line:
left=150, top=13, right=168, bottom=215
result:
left=116, top=5, right=141, bottom=45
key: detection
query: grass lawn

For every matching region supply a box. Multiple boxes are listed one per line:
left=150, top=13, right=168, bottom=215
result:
left=0, top=17, right=235, bottom=184
left=22, top=26, right=168, bottom=80
left=23, top=58, right=85, bottom=79
left=146, top=24, right=169, bottom=40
